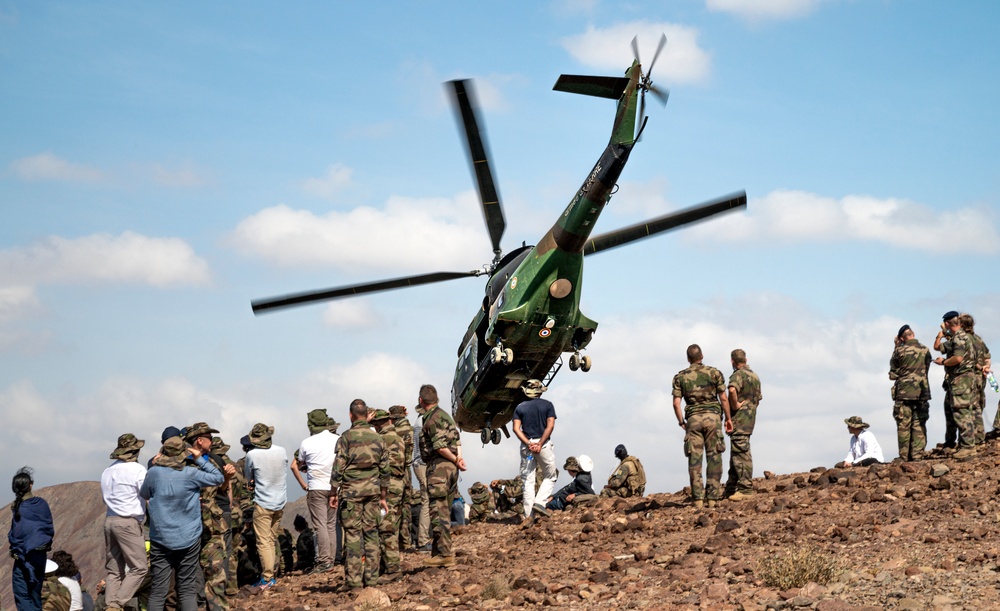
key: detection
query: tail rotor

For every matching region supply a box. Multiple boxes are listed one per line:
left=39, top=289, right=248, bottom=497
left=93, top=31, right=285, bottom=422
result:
left=631, top=34, right=670, bottom=127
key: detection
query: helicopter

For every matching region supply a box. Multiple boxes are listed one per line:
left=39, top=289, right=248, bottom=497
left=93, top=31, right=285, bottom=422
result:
left=252, top=36, right=747, bottom=446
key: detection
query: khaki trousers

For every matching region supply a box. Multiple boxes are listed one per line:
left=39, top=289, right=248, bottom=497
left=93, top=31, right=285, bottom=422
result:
left=413, top=463, right=431, bottom=547
left=252, top=505, right=283, bottom=581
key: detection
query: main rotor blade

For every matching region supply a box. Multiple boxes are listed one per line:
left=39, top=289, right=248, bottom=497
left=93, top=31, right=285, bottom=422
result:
left=448, top=80, right=506, bottom=257
left=647, top=34, right=667, bottom=77
left=251, top=270, right=481, bottom=315
left=583, top=191, right=747, bottom=256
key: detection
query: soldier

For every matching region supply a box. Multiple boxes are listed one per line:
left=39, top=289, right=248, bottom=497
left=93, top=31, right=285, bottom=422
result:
left=934, top=312, right=979, bottom=459
left=417, top=384, right=466, bottom=567
left=185, top=423, right=235, bottom=611
left=934, top=310, right=961, bottom=451
left=231, top=436, right=257, bottom=589
left=959, top=314, right=991, bottom=444
left=292, top=515, right=316, bottom=572
left=467, top=482, right=493, bottom=522
left=600, top=445, right=646, bottom=498
left=888, top=325, right=931, bottom=461
left=371, top=409, right=405, bottom=580
left=330, top=399, right=389, bottom=590
left=489, top=477, right=524, bottom=519
left=389, top=405, right=415, bottom=551
left=725, top=349, right=763, bottom=500
left=211, top=436, right=240, bottom=597
left=672, top=344, right=732, bottom=508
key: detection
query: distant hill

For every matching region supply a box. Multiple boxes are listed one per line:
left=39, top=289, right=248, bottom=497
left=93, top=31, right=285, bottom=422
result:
left=0, top=480, right=308, bottom=610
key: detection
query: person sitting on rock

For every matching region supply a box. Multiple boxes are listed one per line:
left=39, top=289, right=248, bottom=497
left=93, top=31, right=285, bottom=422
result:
left=600, top=445, right=646, bottom=498
left=489, top=478, right=524, bottom=519
left=836, top=416, right=884, bottom=467
left=467, top=482, right=493, bottom=523
left=292, top=514, right=315, bottom=573
left=544, top=455, right=596, bottom=510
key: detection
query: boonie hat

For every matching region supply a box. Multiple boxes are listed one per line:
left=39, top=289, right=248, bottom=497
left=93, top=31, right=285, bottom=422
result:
left=184, top=422, right=220, bottom=443
left=110, top=433, right=145, bottom=460
left=844, top=416, right=870, bottom=430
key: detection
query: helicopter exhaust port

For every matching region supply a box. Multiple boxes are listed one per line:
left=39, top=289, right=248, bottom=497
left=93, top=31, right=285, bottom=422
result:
left=549, top=278, right=573, bottom=299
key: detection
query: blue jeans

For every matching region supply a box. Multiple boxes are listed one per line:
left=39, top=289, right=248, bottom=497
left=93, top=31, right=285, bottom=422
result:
left=147, top=541, right=201, bottom=611
left=12, top=550, right=46, bottom=611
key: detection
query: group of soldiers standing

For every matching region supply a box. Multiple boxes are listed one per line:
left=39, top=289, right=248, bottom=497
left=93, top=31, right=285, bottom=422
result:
left=890, top=310, right=994, bottom=462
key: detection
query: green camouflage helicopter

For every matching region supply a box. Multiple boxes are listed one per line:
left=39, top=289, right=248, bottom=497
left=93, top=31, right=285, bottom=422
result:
left=252, top=36, right=746, bottom=445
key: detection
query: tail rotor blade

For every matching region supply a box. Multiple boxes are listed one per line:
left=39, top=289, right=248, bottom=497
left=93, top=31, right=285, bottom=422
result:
left=650, top=85, right=669, bottom=107
left=251, top=270, right=482, bottom=315
left=583, top=191, right=747, bottom=256
left=448, top=80, right=506, bottom=260
left=631, top=36, right=641, bottom=66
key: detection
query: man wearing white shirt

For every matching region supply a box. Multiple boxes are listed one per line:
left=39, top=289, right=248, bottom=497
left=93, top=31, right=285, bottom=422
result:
left=291, top=409, right=340, bottom=572
left=839, top=416, right=884, bottom=467
left=101, top=433, right=148, bottom=611
left=244, top=423, right=288, bottom=589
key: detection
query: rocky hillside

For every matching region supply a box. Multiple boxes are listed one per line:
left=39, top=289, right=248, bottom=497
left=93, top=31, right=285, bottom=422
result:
left=5, top=442, right=1000, bottom=610
left=233, top=443, right=1000, bottom=610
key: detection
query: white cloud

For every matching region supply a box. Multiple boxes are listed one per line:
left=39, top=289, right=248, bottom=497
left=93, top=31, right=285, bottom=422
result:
left=685, top=189, right=1000, bottom=254
left=706, top=0, right=822, bottom=22
left=560, top=22, right=712, bottom=84
left=0, top=231, right=212, bottom=287
left=300, top=163, right=353, bottom=200
left=8, top=152, right=105, bottom=183
left=151, top=161, right=210, bottom=187
left=229, top=192, right=489, bottom=272
left=322, top=300, right=380, bottom=329
left=0, top=285, right=39, bottom=322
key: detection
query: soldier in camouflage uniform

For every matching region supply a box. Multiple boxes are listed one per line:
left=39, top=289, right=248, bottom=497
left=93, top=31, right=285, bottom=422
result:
left=672, top=344, right=732, bottom=508
left=933, top=312, right=979, bottom=459
left=889, top=326, right=931, bottom=461
left=371, top=409, right=405, bottom=579
left=211, top=436, right=240, bottom=597
left=725, top=349, right=763, bottom=499
left=186, top=423, right=234, bottom=611
left=330, top=399, right=389, bottom=590
left=467, top=482, right=493, bottom=522
left=389, top=405, right=415, bottom=551
left=417, top=384, right=466, bottom=567
left=231, top=437, right=258, bottom=588
left=41, top=564, right=71, bottom=611
left=489, top=478, right=524, bottom=519
left=600, top=444, right=646, bottom=498
left=960, top=314, right=991, bottom=444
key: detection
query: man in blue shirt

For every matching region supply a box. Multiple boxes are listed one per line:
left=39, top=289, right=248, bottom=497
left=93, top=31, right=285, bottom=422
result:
left=512, top=379, right=557, bottom=518
left=140, top=435, right=223, bottom=611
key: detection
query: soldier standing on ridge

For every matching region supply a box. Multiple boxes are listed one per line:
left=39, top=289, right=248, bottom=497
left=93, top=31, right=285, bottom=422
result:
left=959, top=314, right=991, bottom=445
left=370, top=409, right=405, bottom=581
left=724, top=349, right=762, bottom=500
left=329, top=399, right=388, bottom=590
left=211, top=436, right=240, bottom=596
left=889, top=325, right=932, bottom=461
left=418, top=384, right=466, bottom=567
left=389, top=405, right=415, bottom=551
left=186, top=423, right=235, bottom=611
left=672, top=344, right=732, bottom=509
left=934, top=312, right=979, bottom=459
left=934, top=310, right=961, bottom=451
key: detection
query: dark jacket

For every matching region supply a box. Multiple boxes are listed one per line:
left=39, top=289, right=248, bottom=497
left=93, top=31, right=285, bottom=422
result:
left=8, top=496, right=54, bottom=559
left=551, top=471, right=594, bottom=505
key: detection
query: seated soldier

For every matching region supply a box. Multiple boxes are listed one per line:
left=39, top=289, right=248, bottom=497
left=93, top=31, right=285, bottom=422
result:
left=292, top=514, right=316, bottom=573
left=489, top=477, right=524, bottom=519
left=600, top=444, right=646, bottom=498
left=545, top=455, right=595, bottom=511
left=467, top=482, right=493, bottom=523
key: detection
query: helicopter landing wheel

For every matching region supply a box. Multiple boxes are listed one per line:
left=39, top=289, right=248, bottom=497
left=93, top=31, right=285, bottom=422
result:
left=490, top=347, right=504, bottom=364
left=491, top=428, right=502, bottom=444
left=481, top=428, right=491, bottom=445
left=581, top=355, right=592, bottom=372
left=568, top=353, right=580, bottom=371
left=502, top=348, right=514, bottom=364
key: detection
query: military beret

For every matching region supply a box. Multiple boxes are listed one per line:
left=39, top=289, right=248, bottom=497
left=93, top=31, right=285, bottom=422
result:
left=942, top=310, right=959, bottom=321
left=896, top=324, right=911, bottom=339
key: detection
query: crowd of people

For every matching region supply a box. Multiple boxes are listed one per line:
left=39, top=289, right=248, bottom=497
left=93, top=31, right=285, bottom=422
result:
left=7, top=316, right=995, bottom=608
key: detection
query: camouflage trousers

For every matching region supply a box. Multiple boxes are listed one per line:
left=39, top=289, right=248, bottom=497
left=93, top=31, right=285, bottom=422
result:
left=952, top=373, right=978, bottom=449
left=469, top=501, right=490, bottom=522
left=379, top=479, right=404, bottom=574
left=973, top=377, right=985, bottom=444
left=599, top=485, right=631, bottom=498
left=426, top=458, right=458, bottom=558
left=341, top=496, right=381, bottom=588
left=725, top=433, right=753, bottom=494
left=893, top=400, right=928, bottom=461
left=684, top=411, right=723, bottom=501
left=200, top=531, right=228, bottom=611
left=398, top=469, right=413, bottom=550
left=943, top=381, right=957, bottom=447
left=226, top=525, right=239, bottom=595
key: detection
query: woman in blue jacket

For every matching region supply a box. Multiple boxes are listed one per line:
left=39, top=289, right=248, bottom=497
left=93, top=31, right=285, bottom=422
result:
left=8, top=467, right=54, bottom=611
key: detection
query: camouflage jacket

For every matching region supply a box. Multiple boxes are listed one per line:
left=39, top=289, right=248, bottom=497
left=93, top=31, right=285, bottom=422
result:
left=889, top=338, right=931, bottom=401
left=944, top=330, right=976, bottom=378
left=42, top=575, right=71, bottom=611
left=419, top=404, right=461, bottom=463
left=393, top=417, right=414, bottom=470
left=606, top=456, right=646, bottom=497
left=672, top=363, right=726, bottom=418
left=331, top=419, right=388, bottom=499
left=969, top=332, right=990, bottom=375
left=728, top=366, right=762, bottom=410
left=200, top=452, right=229, bottom=536
left=378, top=426, right=406, bottom=479
left=232, top=456, right=253, bottom=521
left=490, top=478, right=523, bottom=514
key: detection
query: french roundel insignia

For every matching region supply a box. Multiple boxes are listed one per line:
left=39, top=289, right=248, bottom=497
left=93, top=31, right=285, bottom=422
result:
left=538, top=328, right=551, bottom=338
left=511, top=277, right=518, bottom=289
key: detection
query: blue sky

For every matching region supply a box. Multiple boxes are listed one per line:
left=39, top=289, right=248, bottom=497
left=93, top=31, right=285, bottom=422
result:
left=1, top=0, right=998, bottom=505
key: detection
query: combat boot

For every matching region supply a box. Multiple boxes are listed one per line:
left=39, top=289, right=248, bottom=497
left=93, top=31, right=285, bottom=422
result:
left=727, top=491, right=753, bottom=502
left=692, top=499, right=704, bottom=509
left=953, top=447, right=977, bottom=460
left=706, top=499, right=717, bottom=508
left=424, top=555, right=455, bottom=567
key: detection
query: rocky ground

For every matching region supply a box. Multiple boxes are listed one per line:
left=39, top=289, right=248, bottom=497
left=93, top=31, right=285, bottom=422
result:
left=232, top=440, right=1000, bottom=611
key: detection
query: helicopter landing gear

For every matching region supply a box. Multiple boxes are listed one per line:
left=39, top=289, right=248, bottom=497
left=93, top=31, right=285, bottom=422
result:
left=480, top=424, right=503, bottom=445
left=490, top=345, right=514, bottom=365
left=568, top=352, right=592, bottom=372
